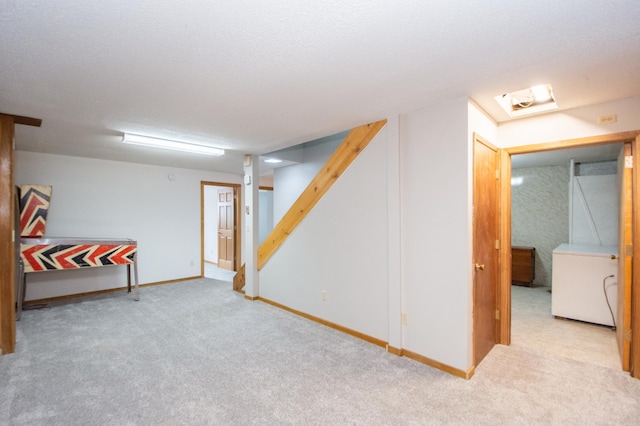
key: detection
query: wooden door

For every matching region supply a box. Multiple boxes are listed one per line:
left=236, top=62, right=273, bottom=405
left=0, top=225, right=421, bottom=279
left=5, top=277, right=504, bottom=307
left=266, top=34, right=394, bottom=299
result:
left=617, top=143, right=633, bottom=371
left=473, top=134, right=499, bottom=366
left=217, top=188, right=235, bottom=271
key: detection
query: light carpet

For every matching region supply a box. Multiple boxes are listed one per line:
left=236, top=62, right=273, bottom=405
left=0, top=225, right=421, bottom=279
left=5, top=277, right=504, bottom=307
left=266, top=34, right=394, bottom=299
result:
left=1, top=279, right=639, bottom=425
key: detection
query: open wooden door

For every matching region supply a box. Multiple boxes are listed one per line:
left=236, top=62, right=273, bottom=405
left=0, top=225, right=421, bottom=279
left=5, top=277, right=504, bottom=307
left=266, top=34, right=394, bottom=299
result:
left=473, top=134, right=500, bottom=366
left=217, top=188, right=235, bottom=271
left=617, top=143, right=633, bottom=371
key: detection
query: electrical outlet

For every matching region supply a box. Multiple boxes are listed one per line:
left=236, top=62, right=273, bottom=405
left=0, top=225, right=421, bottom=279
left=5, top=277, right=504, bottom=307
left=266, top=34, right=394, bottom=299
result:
left=321, top=290, right=327, bottom=301
left=598, top=114, right=617, bottom=124
left=401, top=313, right=408, bottom=325
left=190, top=260, right=194, bottom=267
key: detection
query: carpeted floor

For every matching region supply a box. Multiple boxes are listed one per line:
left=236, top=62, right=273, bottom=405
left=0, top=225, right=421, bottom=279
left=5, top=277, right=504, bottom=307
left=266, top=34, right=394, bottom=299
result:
left=511, top=284, right=619, bottom=369
left=1, top=279, right=639, bottom=425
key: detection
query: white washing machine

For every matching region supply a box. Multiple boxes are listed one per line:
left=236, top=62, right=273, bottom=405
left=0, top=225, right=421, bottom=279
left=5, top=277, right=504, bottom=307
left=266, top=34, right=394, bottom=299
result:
left=551, top=244, right=618, bottom=327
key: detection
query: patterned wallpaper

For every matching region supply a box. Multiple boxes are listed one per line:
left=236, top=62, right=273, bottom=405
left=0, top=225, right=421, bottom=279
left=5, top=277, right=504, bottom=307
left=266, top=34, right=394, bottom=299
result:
left=512, top=165, right=570, bottom=287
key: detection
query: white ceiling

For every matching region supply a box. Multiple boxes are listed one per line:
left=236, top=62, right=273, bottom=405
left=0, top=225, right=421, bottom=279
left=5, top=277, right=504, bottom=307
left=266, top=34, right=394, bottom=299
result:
left=2, top=1, right=639, bottom=175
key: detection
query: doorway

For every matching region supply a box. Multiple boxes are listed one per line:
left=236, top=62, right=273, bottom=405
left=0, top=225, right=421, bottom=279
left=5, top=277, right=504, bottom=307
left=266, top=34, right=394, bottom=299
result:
left=500, top=131, right=640, bottom=378
left=201, top=181, right=241, bottom=282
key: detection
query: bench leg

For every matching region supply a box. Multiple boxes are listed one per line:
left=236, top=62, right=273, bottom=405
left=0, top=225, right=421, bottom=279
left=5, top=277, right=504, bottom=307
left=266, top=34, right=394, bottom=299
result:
left=16, top=259, right=25, bottom=321
left=133, top=253, right=139, bottom=301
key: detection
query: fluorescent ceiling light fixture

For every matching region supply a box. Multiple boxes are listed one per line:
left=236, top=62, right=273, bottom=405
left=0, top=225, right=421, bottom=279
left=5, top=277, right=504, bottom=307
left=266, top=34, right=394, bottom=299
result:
left=122, top=133, right=224, bottom=156
left=511, top=176, right=524, bottom=186
left=264, top=158, right=283, bottom=164
left=495, top=84, right=557, bottom=117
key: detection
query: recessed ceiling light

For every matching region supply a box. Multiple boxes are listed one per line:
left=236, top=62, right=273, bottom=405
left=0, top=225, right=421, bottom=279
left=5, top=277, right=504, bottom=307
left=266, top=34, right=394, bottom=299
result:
left=495, top=84, right=557, bottom=117
left=530, top=84, right=552, bottom=103
left=122, top=133, right=225, bottom=156
left=264, top=158, right=283, bottom=164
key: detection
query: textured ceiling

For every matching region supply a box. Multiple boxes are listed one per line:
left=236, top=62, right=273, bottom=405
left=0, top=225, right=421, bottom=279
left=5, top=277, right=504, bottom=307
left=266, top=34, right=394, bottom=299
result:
left=1, top=1, right=639, bottom=174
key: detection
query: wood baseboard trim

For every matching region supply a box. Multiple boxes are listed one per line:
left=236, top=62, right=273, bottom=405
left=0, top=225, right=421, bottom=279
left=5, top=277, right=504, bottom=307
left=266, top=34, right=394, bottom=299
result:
left=23, top=275, right=202, bottom=306
left=257, top=296, right=387, bottom=349
left=244, top=295, right=259, bottom=301
left=139, top=276, right=202, bottom=288
left=402, top=349, right=474, bottom=379
left=386, top=345, right=404, bottom=356
left=252, top=297, right=473, bottom=379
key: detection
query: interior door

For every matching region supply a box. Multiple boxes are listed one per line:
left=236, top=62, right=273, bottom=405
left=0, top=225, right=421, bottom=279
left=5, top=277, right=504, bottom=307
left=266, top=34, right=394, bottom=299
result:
left=217, top=188, right=235, bottom=271
left=473, top=134, right=499, bottom=366
left=617, top=143, right=633, bottom=371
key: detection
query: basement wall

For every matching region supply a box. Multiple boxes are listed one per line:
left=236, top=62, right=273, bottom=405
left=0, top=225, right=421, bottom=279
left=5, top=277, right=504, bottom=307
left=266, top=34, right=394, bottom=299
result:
left=15, top=151, right=241, bottom=301
left=259, top=126, right=390, bottom=341
left=400, top=97, right=498, bottom=372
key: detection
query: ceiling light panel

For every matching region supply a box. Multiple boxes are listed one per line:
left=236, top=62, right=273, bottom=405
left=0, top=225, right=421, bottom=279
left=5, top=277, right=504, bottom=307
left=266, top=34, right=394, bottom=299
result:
left=495, top=84, right=557, bottom=117
left=122, top=134, right=225, bottom=156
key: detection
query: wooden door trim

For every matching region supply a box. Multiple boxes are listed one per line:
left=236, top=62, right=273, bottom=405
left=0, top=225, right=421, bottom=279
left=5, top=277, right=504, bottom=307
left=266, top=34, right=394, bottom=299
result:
left=498, top=149, right=512, bottom=345
left=201, top=182, right=242, bottom=275
left=618, top=142, right=633, bottom=371
left=500, top=131, right=640, bottom=378
left=632, top=135, right=640, bottom=379
left=257, top=119, right=386, bottom=270
left=505, top=131, right=640, bottom=156
left=0, top=114, right=16, bottom=354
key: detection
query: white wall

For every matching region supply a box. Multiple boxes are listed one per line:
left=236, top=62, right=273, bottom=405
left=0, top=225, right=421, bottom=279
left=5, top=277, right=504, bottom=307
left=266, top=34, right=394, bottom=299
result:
left=571, top=174, right=618, bottom=246
left=400, top=97, right=475, bottom=371
left=260, top=127, right=389, bottom=341
left=258, top=189, right=273, bottom=244
left=203, top=185, right=218, bottom=263
left=16, top=151, right=241, bottom=300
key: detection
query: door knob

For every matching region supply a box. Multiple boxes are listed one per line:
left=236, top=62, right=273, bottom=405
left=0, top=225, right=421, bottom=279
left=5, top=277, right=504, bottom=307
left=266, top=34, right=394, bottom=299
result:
left=475, top=263, right=485, bottom=271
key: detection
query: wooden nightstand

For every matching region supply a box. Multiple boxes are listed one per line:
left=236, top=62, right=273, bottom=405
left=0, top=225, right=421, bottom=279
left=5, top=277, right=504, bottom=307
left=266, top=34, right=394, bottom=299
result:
left=512, top=246, right=535, bottom=286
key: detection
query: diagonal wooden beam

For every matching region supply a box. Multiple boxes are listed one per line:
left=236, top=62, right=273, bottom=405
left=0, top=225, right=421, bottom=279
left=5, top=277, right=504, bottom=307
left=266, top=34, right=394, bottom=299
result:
left=258, top=119, right=386, bottom=270
left=0, top=112, right=42, bottom=127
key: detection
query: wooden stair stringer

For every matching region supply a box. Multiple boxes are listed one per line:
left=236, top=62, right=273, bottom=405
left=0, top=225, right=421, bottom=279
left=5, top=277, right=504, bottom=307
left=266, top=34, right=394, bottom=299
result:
left=257, top=119, right=387, bottom=270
